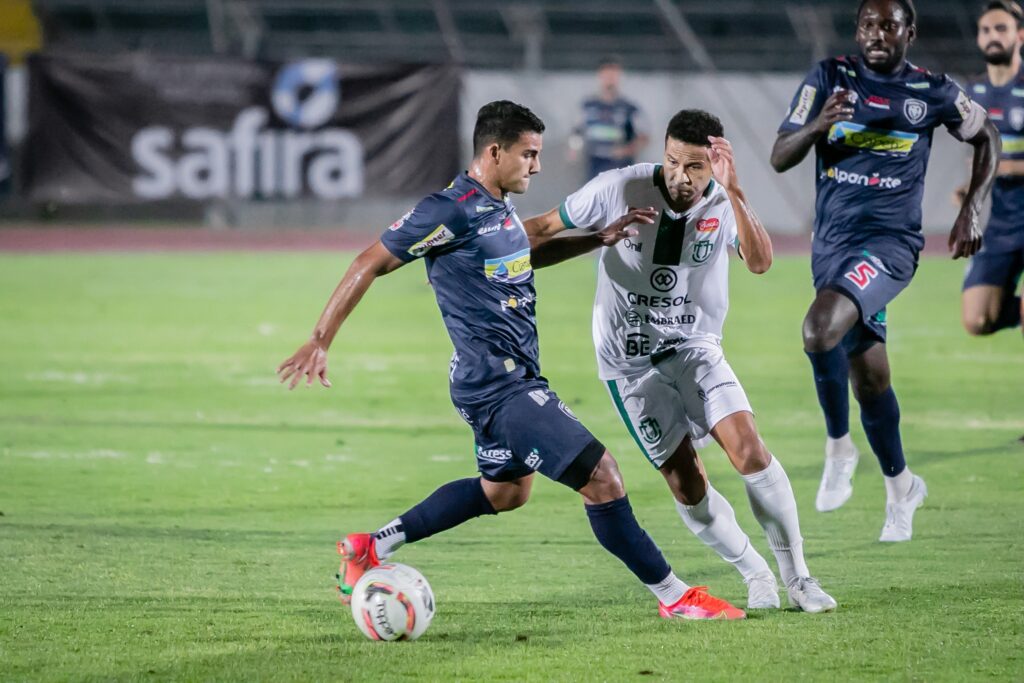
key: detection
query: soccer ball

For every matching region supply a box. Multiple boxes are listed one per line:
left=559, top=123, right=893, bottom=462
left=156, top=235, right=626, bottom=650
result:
left=350, top=563, right=435, bottom=641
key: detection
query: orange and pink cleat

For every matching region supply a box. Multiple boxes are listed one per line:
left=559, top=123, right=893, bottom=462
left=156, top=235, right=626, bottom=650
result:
left=659, top=586, right=746, bottom=620
left=335, top=532, right=380, bottom=605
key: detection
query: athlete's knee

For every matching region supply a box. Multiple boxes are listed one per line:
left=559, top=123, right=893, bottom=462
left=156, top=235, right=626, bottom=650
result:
left=802, top=308, right=844, bottom=352
left=481, top=477, right=532, bottom=512
left=578, top=452, right=626, bottom=504
left=962, top=312, right=996, bottom=336
left=851, top=364, right=891, bottom=400
left=728, top=439, right=772, bottom=476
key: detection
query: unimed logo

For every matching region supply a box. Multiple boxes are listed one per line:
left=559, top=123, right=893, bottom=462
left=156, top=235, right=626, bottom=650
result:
left=131, top=60, right=364, bottom=200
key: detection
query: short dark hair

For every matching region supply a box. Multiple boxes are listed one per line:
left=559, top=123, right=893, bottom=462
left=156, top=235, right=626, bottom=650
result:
left=980, top=0, right=1023, bottom=26
left=598, top=55, right=622, bottom=69
left=665, top=109, right=724, bottom=146
left=857, top=0, right=917, bottom=26
left=472, top=101, right=545, bottom=155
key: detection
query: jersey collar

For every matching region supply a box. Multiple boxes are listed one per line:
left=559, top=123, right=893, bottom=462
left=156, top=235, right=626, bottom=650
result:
left=460, top=172, right=508, bottom=206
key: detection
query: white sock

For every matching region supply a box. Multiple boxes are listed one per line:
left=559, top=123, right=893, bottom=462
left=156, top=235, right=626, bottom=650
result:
left=826, top=434, right=857, bottom=460
left=884, top=467, right=914, bottom=502
left=373, top=517, right=406, bottom=560
left=741, top=456, right=810, bottom=587
left=675, top=485, right=772, bottom=581
left=645, top=571, right=689, bottom=605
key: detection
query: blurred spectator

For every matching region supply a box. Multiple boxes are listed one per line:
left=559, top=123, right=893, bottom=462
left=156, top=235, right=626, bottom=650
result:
left=568, top=56, right=650, bottom=180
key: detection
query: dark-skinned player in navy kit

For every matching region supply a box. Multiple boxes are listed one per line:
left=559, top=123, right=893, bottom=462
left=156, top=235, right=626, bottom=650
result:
left=278, top=101, right=747, bottom=621
left=771, top=0, right=1000, bottom=542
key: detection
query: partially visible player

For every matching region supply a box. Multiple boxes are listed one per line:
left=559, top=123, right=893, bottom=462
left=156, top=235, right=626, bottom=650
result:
left=278, top=100, right=746, bottom=621
left=770, top=0, right=1000, bottom=540
left=526, top=110, right=838, bottom=613
left=960, top=0, right=1024, bottom=338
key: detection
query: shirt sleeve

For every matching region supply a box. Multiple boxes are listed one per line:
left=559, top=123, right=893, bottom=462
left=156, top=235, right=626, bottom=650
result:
left=558, top=171, right=618, bottom=231
left=380, top=194, right=468, bottom=263
left=938, top=76, right=987, bottom=141
left=777, top=61, right=829, bottom=134
left=721, top=202, right=740, bottom=250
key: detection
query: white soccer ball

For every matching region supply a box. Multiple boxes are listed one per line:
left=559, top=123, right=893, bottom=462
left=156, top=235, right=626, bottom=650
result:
left=350, top=563, right=435, bottom=641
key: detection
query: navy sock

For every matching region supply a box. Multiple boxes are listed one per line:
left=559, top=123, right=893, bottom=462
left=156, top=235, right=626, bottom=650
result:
left=805, top=346, right=851, bottom=439
left=994, top=296, right=1022, bottom=332
left=585, top=495, right=672, bottom=585
left=398, top=477, right=497, bottom=544
left=857, top=387, right=906, bottom=477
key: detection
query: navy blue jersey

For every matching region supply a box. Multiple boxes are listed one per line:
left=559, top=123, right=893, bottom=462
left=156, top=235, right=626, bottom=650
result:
left=579, top=96, right=648, bottom=171
left=779, top=56, right=985, bottom=252
left=969, top=66, right=1024, bottom=252
left=380, top=173, right=539, bottom=402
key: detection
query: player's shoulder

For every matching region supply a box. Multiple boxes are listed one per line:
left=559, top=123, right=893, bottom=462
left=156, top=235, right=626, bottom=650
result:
left=704, top=180, right=733, bottom=212
left=904, top=63, right=966, bottom=100
left=813, top=55, right=856, bottom=80
left=415, top=182, right=475, bottom=225
left=588, top=163, right=656, bottom=190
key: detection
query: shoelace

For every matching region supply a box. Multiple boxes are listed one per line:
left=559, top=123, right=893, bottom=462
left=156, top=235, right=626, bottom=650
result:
left=684, top=586, right=731, bottom=611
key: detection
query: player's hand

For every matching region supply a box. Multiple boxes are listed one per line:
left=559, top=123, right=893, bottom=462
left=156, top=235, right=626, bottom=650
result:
left=708, top=136, right=738, bottom=192
left=811, top=89, right=855, bottom=135
left=277, top=340, right=331, bottom=390
left=948, top=210, right=983, bottom=260
left=597, top=207, right=657, bottom=246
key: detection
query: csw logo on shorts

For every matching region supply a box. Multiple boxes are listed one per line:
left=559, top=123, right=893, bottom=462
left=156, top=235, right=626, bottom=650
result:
left=828, top=121, right=919, bottom=155
left=484, top=248, right=533, bottom=284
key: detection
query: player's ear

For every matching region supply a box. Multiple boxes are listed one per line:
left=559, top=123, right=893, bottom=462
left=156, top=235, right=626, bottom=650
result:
left=487, top=142, right=502, bottom=163
left=906, top=23, right=916, bottom=45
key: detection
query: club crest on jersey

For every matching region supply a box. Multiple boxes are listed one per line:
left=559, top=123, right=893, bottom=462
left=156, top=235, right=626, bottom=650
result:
left=903, top=99, right=927, bottom=125
left=1010, top=108, right=1024, bottom=131
left=696, top=218, right=720, bottom=233
left=692, top=240, right=714, bottom=263
left=484, top=248, right=533, bottom=284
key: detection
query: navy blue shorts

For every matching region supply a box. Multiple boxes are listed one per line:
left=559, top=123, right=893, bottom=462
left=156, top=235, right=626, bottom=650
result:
left=812, top=242, right=918, bottom=355
left=453, top=379, right=605, bottom=489
left=962, top=246, right=1024, bottom=293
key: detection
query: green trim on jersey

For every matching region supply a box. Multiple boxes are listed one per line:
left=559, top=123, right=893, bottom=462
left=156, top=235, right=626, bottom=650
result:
left=558, top=202, right=576, bottom=229
left=606, top=380, right=658, bottom=468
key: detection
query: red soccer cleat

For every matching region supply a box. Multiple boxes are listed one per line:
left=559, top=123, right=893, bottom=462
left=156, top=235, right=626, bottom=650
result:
left=335, top=532, right=380, bottom=605
left=659, top=586, right=746, bottom=620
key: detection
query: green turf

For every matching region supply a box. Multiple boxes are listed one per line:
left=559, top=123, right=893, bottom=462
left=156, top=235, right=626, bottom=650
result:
left=0, top=252, right=1021, bottom=682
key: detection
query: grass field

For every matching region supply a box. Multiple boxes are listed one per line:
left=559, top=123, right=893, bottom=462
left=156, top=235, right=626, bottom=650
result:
left=0, top=251, right=1021, bottom=682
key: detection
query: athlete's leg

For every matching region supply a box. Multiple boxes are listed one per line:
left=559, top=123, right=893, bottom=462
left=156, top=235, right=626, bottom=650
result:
left=849, top=343, right=927, bottom=542
left=660, top=436, right=773, bottom=585
left=961, top=285, right=1015, bottom=336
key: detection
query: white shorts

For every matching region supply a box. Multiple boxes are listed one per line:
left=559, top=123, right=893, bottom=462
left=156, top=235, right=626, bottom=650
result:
left=604, top=345, right=752, bottom=469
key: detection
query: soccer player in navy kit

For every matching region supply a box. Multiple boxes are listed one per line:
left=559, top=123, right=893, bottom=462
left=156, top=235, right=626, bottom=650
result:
left=771, top=0, right=1000, bottom=542
left=278, top=101, right=746, bottom=620
left=960, top=0, right=1024, bottom=338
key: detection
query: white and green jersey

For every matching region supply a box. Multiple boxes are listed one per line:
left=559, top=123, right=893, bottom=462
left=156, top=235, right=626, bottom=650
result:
left=559, top=163, right=739, bottom=381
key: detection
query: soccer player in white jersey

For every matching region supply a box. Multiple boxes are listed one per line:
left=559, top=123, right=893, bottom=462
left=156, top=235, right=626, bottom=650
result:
left=525, top=110, right=837, bottom=613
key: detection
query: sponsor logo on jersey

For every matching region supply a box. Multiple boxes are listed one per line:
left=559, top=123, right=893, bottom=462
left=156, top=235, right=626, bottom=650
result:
left=484, top=248, right=533, bottom=283
left=696, top=218, right=720, bottom=233
left=903, top=99, right=927, bottom=123
left=1013, top=88, right=1024, bottom=97
left=500, top=293, right=535, bottom=312
left=907, top=82, right=930, bottom=90
left=449, top=352, right=460, bottom=382
left=692, top=240, right=714, bottom=263
left=1002, top=135, right=1024, bottom=154
left=789, top=85, right=817, bottom=125
left=837, top=66, right=857, bottom=79
left=408, top=224, right=455, bottom=257
left=867, top=95, right=891, bottom=110
left=623, top=238, right=643, bottom=253
left=389, top=209, right=413, bottom=231
left=477, top=446, right=513, bottom=463
left=955, top=91, right=974, bottom=120
left=1010, top=108, right=1024, bottom=131
left=627, top=292, right=693, bottom=308
left=973, top=84, right=987, bottom=94
left=638, top=417, right=662, bottom=444
left=477, top=223, right=502, bottom=236
left=824, top=167, right=903, bottom=189
left=476, top=204, right=500, bottom=212
left=990, top=107, right=1005, bottom=121
left=528, top=389, right=550, bottom=406
left=625, top=310, right=643, bottom=327
left=828, top=122, right=918, bottom=155
left=697, top=381, right=738, bottom=403
left=650, top=267, right=678, bottom=292
left=557, top=401, right=579, bottom=421
left=844, top=261, right=879, bottom=290
left=625, top=333, right=651, bottom=358
left=644, top=313, right=696, bottom=325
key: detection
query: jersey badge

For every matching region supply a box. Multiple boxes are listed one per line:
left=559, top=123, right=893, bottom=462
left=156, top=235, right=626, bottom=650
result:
left=692, top=240, right=714, bottom=264
left=1010, top=108, right=1024, bottom=131
left=696, top=218, right=720, bottom=233
left=903, top=99, right=927, bottom=124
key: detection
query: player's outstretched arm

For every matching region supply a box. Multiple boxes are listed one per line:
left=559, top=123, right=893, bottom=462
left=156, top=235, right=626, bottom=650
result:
left=949, top=119, right=1001, bottom=260
left=529, top=207, right=657, bottom=269
left=770, top=90, right=854, bottom=173
left=709, top=136, right=772, bottom=274
left=277, top=241, right=405, bottom=390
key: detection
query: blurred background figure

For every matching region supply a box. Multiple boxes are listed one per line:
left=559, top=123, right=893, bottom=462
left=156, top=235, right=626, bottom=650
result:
left=568, top=56, right=650, bottom=180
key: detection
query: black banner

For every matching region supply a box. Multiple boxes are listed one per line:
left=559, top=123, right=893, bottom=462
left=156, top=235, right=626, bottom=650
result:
left=22, top=53, right=461, bottom=203
left=0, top=53, right=9, bottom=196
